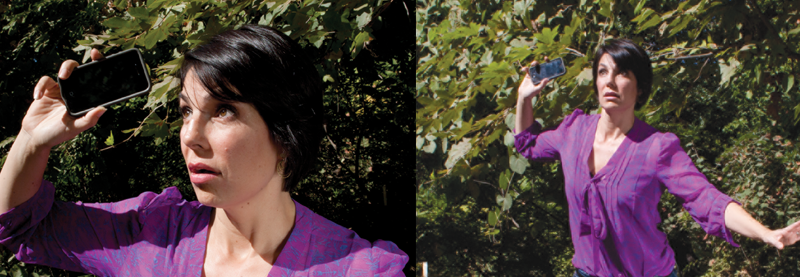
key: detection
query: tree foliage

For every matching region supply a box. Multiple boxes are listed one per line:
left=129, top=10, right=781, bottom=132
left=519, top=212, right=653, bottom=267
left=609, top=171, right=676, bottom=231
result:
left=417, top=0, right=800, bottom=275
left=0, top=0, right=413, bottom=276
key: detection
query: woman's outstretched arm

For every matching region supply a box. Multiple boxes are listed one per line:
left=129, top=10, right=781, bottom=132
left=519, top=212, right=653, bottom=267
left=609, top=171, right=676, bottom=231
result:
left=724, top=202, right=800, bottom=249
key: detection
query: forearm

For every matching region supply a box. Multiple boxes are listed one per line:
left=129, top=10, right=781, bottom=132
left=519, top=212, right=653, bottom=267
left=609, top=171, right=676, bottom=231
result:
left=724, top=202, right=771, bottom=241
left=0, top=130, right=50, bottom=214
left=515, top=97, right=535, bottom=134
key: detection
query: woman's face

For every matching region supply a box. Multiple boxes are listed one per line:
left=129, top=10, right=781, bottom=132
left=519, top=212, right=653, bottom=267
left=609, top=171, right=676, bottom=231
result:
left=179, top=71, right=282, bottom=208
left=596, top=53, right=639, bottom=112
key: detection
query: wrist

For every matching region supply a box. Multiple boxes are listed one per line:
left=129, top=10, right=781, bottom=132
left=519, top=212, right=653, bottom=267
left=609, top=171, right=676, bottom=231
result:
left=757, top=228, right=773, bottom=242
left=15, top=130, right=50, bottom=157
left=518, top=94, right=535, bottom=105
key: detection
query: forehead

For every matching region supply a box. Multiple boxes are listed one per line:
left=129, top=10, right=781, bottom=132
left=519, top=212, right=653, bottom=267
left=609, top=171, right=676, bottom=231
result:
left=598, top=53, right=617, bottom=67
left=179, top=70, right=222, bottom=105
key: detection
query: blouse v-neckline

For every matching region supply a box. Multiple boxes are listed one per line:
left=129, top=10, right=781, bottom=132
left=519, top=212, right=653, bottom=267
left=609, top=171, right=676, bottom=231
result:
left=584, top=115, right=636, bottom=180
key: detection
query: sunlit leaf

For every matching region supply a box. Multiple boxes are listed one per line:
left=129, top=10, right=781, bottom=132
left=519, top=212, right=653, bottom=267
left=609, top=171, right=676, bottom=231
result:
left=446, top=138, right=472, bottom=169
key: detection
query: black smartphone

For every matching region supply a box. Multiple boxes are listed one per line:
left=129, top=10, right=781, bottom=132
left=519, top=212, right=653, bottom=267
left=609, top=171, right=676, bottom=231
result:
left=528, top=57, right=566, bottom=85
left=58, top=48, right=152, bottom=117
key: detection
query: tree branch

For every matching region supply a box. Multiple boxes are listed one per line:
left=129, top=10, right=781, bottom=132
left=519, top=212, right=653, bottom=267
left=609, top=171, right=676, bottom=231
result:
left=666, top=52, right=714, bottom=60
left=692, top=57, right=711, bottom=84
left=566, top=47, right=585, bottom=57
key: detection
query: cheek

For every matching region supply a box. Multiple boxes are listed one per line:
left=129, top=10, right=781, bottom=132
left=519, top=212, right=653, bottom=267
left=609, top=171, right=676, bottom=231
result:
left=620, top=78, right=637, bottom=95
left=179, top=127, right=188, bottom=154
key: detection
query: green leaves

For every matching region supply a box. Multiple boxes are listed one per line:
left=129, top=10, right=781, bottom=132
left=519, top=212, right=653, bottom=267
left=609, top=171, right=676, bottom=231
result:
left=535, top=27, right=558, bottom=45
left=509, top=153, right=529, bottom=174
left=104, top=131, right=114, bottom=146
left=102, top=18, right=133, bottom=29
left=356, top=12, right=371, bottom=29
left=445, top=138, right=472, bottom=169
left=498, top=169, right=511, bottom=191
left=488, top=207, right=500, bottom=226
left=351, top=31, right=373, bottom=58
left=719, top=58, right=740, bottom=86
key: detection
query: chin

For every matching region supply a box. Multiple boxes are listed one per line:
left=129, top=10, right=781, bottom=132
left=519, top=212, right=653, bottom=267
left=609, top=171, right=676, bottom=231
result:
left=191, top=184, right=223, bottom=207
left=600, top=102, right=633, bottom=113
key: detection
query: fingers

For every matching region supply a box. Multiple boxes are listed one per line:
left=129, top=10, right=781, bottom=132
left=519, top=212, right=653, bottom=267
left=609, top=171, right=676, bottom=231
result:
left=530, top=60, right=539, bottom=69
left=535, top=78, right=550, bottom=89
left=73, top=106, right=107, bottom=131
left=33, top=76, right=59, bottom=100
left=58, top=60, right=80, bottom=80
left=521, top=60, right=540, bottom=79
left=90, top=48, right=104, bottom=61
left=789, top=219, right=800, bottom=229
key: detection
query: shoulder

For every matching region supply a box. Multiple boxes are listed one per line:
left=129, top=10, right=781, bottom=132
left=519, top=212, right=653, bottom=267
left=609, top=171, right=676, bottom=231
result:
left=290, top=201, right=408, bottom=275
left=138, top=187, right=200, bottom=212
left=561, top=108, right=593, bottom=129
left=653, top=132, right=682, bottom=153
left=137, top=187, right=208, bottom=226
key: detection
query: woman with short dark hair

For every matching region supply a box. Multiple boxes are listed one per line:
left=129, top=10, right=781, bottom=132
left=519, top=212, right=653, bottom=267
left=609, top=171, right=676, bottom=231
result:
left=0, top=25, right=407, bottom=276
left=514, top=39, right=800, bottom=277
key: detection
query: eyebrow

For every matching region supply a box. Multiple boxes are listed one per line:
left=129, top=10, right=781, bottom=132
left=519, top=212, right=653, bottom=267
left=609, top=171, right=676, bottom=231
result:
left=178, top=91, right=235, bottom=106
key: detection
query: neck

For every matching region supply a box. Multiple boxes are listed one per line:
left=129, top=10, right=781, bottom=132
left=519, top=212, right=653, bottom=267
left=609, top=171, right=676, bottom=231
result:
left=596, top=107, right=636, bottom=142
left=207, top=176, right=296, bottom=264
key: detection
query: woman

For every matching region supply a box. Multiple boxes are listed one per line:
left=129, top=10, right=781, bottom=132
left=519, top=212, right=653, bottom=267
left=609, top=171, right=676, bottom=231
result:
left=0, top=25, right=407, bottom=276
left=514, top=39, right=800, bottom=277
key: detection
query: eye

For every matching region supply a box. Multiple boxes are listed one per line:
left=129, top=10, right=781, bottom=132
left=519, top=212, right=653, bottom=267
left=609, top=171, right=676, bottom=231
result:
left=180, top=106, right=192, bottom=120
left=598, top=69, right=607, bottom=76
left=216, top=105, right=235, bottom=118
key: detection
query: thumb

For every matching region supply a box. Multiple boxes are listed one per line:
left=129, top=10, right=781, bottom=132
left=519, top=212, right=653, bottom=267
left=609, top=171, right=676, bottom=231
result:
left=770, top=235, right=785, bottom=250
left=73, top=106, right=107, bottom=131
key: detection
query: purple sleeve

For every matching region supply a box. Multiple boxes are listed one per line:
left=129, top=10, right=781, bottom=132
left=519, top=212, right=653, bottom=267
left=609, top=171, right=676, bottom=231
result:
left=347, top=239, right=408, bottom=276
left=656, top=133, right=740, bottom=247
left=0, top=180, right=165, bottom=275
left=514, top=109, right=584, bottom=162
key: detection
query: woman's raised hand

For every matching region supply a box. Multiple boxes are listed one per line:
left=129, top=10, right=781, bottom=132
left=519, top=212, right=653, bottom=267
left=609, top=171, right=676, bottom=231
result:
left=22, top=49, right=107, bottom=150
left=517, top=57, right=551, bottom=100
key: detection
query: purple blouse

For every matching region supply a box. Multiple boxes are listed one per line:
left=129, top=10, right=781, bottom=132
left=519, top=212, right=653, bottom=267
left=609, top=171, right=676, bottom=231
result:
left=514, top=109, right=738, bottom=277
left=0, top=180, right=407, bottom=276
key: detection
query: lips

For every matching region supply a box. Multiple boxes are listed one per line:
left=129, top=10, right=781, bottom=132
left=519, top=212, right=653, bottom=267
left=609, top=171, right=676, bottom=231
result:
left=603, top=91, right=620, bottom=99
left=188, top=162, right=220, bottom=184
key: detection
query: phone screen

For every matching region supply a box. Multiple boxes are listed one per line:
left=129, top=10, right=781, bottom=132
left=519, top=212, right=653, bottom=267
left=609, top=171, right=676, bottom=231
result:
left=529, top=57, right=566, bottom=85
left=59, top=49, right=151, bottom=116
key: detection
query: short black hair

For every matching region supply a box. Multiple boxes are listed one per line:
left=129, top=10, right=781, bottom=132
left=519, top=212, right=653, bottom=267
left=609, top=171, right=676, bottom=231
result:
left=592, top=39, right=652, bottom=110
left=180, top=24, right=324, bottom=191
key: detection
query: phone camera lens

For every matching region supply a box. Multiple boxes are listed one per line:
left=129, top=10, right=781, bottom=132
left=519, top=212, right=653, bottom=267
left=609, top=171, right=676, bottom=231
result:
left=69, top=91, right=74, bottom=97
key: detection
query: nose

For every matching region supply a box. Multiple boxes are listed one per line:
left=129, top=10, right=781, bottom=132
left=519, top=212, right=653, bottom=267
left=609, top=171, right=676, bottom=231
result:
left=181, top=115, right=208, bottom=151
left=605, top=74, right=617, bottom=90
